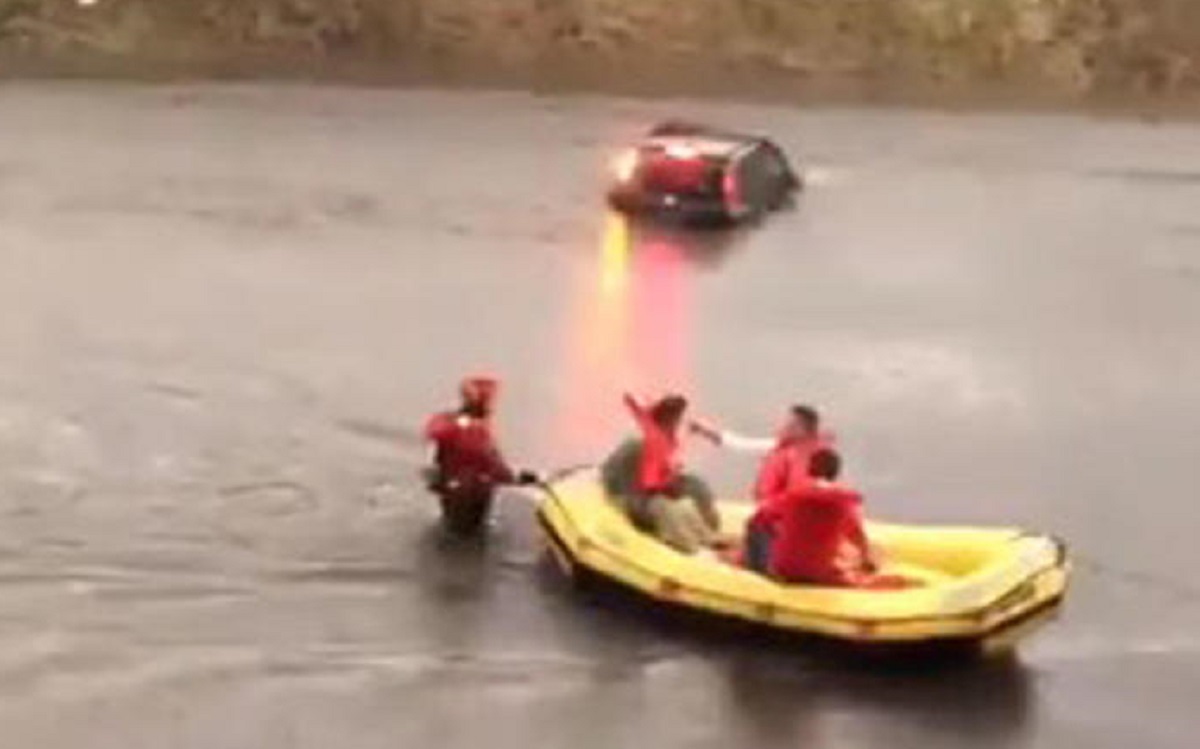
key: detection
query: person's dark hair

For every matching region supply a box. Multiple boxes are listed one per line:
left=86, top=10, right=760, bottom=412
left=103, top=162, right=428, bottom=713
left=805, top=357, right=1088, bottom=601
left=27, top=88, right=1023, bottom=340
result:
left=649, top=395, right=689, bottom=429
left=808, top=448, right=841, bottom=480
left=460, top=400, right=489, bottom=419
left=791, top=404, right=821, bottom=433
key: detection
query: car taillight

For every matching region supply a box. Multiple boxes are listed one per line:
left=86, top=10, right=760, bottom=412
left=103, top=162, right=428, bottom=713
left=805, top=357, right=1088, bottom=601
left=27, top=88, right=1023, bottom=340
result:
left=643, top=157, right=708, bottom=192
left=723, top=171, right=742, bottom=209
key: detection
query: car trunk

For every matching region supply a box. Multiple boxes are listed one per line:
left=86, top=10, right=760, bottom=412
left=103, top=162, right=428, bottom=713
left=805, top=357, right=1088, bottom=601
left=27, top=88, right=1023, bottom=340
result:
left=638, top=152, right=724, bottom=198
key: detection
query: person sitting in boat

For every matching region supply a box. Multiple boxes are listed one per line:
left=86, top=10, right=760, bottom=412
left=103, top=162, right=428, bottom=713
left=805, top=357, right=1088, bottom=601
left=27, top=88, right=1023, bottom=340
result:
left=600, top=392, right=720, bottom=554
left=767, top=448, right=903, bottom=588
left=689, top=405, right=834, bottom=572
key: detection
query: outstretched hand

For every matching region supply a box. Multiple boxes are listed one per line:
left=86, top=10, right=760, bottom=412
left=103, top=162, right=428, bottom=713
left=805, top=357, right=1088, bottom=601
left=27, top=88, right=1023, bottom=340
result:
left=688, top=419, right=722, bottom=445
left=515, top=470, right=542, bottom=486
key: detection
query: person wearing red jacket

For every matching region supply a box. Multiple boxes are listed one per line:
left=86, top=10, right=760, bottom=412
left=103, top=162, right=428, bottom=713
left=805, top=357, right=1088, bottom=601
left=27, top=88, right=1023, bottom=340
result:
left=748, top=405, right=833, bottom=506
left=599, top=393, right=719, bottom=553
left=767, top=448, right=908, bottom=589
left=690, top=405, right=833, bottom=572
left=424, top=376, right=535, bottom=534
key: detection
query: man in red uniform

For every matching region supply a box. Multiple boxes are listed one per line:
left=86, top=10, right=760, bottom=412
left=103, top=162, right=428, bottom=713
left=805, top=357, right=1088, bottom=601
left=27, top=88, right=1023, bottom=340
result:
left=749, top=405, right=833, bottom=505
left=424, top=376, right=535, bottom=533
left=425, top=377, right=514, bottom=487
left=767, top=449, right=909, bottom=589
left=691, top=405, right=833, bottom=572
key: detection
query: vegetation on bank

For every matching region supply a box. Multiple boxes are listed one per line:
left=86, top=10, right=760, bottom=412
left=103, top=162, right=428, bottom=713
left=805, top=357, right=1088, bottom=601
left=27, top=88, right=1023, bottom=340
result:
left=1, top=0, right=1197, bottom=97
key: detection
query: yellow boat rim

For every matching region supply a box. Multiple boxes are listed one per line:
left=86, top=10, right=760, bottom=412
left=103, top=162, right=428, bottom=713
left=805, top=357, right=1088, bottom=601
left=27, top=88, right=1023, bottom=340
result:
left=536, top=469, right=1070, bottom=652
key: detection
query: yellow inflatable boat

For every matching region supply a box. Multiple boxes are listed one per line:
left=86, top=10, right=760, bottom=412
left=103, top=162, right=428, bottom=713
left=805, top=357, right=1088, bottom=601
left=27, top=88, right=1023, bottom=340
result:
left=537, top=469, right=1070, bottom=656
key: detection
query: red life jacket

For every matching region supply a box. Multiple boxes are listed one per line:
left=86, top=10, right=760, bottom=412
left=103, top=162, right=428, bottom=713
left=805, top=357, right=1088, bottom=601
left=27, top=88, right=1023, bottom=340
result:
left=622, top=395, right=680, bottom=494
left=747, top=432, right=836, bottom=532
left=768, top=480, right=869, bottom=584
left=752, top=432, right=835, bottom=506
left=425, top=411, right=514, bottom=486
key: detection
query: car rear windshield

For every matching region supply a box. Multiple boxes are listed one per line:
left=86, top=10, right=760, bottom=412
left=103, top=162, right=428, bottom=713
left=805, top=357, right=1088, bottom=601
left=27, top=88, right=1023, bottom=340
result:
left=638, top=151, right=724, bottom=196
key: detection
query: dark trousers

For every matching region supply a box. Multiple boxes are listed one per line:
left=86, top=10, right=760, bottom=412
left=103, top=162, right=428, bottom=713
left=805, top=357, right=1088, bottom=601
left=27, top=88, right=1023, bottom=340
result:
left=743, top=521, right=773, bottom=574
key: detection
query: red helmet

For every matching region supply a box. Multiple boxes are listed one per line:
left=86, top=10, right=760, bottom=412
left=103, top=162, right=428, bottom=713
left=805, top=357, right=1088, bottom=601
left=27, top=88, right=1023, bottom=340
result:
left=459, top=376, right=499, bottom=407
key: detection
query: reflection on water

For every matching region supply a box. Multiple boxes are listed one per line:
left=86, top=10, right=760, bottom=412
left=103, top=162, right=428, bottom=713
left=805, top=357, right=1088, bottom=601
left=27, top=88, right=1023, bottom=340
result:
left=600, top=212, right=630, bottom=295
left=628, top=229, right=691, bottom=396
left=531, top=573, right=1036, bottom=748
left=547, top=214, right=752, bottom=461
left=630, top=220, right=751, bottom=270
left=551, top=213, right=728, bottom=460
left=721, top=650, right=1034, bottom=748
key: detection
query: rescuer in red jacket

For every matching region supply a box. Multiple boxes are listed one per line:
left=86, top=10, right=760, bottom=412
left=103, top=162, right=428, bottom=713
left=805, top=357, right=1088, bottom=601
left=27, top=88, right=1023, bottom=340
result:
left=767, top=448, right=909, bottom=588
left=689, top=404, right=834, bottom=572
left=748, top=406, right=833, bottom=506
left=424, top=376, right=535, bottom=534
left=426, top=377, right=512, bottom=487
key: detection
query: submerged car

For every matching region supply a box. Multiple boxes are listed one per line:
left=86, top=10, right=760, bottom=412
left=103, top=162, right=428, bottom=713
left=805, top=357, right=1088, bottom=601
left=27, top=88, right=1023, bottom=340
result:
left=606, top=121, right=802, bottom=226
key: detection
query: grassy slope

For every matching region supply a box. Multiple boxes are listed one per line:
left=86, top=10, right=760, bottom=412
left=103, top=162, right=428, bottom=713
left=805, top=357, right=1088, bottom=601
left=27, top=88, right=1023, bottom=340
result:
left=1, top=0, right=1197, bottom=101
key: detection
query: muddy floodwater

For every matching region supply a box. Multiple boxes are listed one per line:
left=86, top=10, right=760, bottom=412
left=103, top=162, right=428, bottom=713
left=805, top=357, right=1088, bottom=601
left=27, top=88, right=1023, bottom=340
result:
left=2, top=84, right=1200, bottom=748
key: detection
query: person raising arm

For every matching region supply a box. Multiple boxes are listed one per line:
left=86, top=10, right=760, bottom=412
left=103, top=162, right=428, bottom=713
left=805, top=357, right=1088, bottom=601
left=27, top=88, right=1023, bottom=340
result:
left=601, top=393, right=720, bottom=554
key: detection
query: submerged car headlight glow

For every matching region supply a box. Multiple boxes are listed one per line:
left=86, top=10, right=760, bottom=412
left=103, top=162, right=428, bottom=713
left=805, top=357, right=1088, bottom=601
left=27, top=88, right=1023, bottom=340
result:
left=612, top=149, right=639, bottom=183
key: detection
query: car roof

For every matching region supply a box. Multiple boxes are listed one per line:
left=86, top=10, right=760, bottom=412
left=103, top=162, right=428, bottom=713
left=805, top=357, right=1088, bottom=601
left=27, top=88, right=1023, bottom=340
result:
left=639, top=134, right=755, bottom=159
left=640, top=120, right=775, bottom=158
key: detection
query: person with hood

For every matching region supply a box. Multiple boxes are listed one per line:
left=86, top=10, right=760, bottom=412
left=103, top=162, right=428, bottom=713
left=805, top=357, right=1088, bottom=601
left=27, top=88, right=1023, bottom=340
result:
left=424, top=376, right=536, bottom=534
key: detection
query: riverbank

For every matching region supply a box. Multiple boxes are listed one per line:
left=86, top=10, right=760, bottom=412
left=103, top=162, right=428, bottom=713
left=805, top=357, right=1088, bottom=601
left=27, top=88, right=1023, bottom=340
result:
left=2, top=0, right=1199, bottom=114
